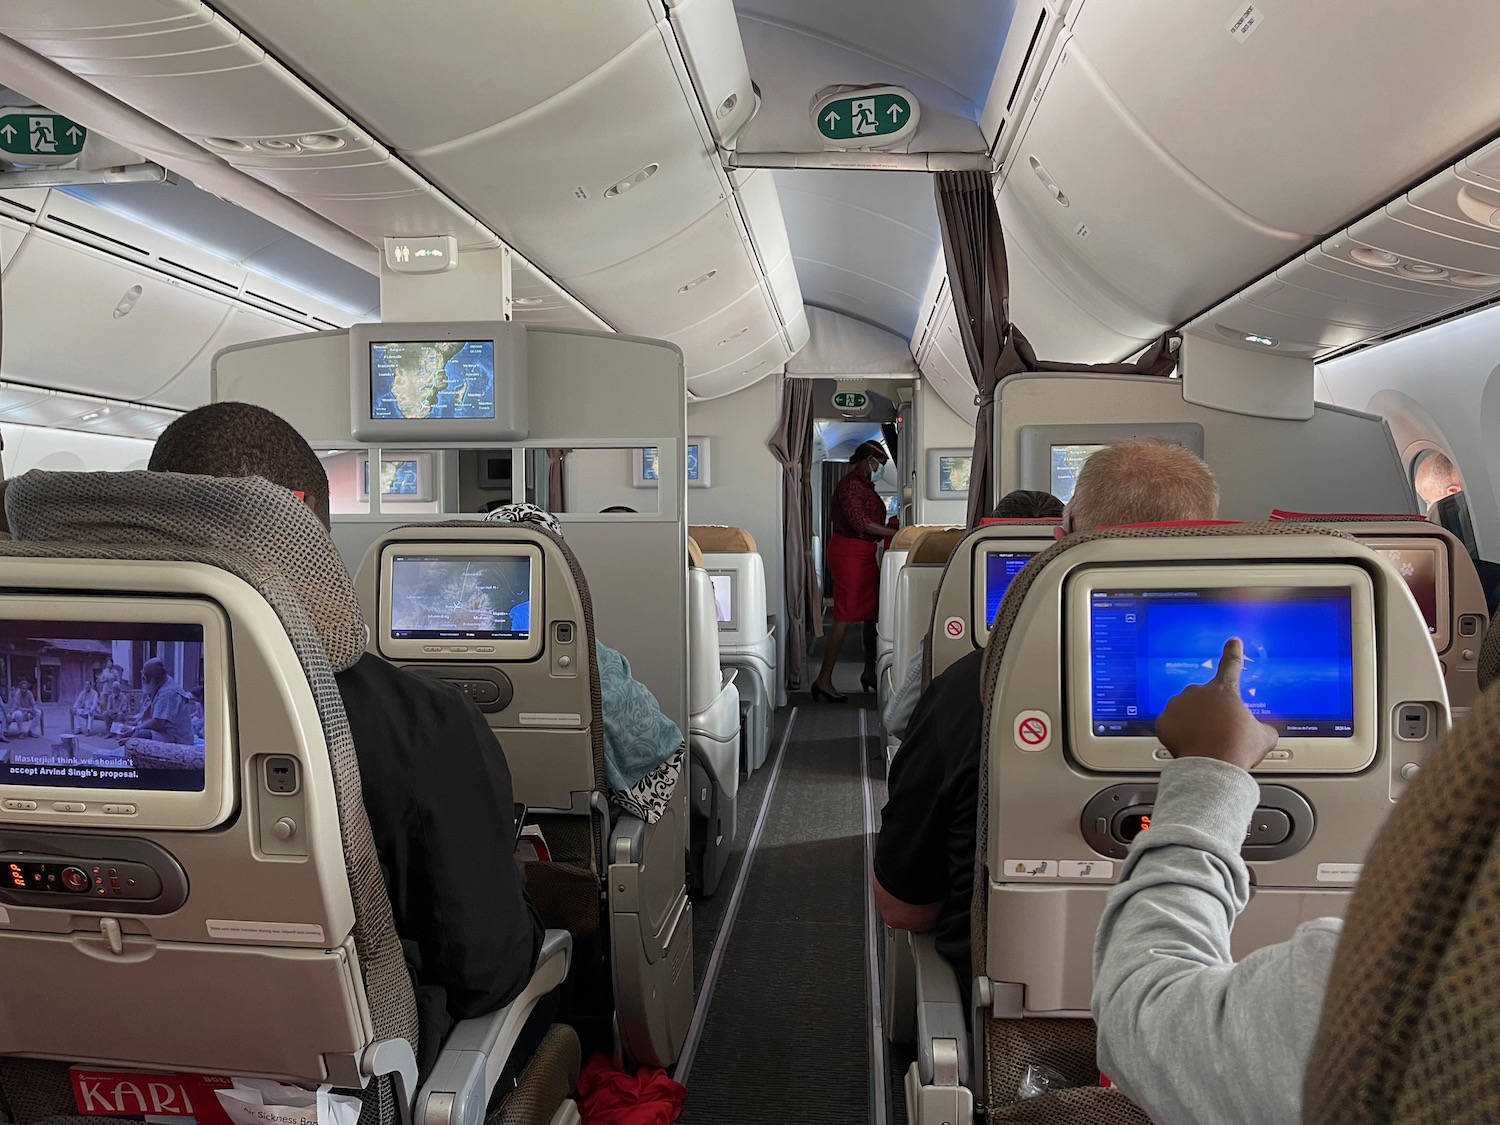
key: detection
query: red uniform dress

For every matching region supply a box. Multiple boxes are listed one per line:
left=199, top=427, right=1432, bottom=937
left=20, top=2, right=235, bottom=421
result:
left=828, top=470, right=888, bottom=623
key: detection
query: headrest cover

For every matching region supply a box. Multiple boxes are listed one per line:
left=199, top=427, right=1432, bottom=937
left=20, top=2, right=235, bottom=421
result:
left=485, top=501, right=563, bottom=535
left=688, top=525, right=757, bottom=553
left=5, top=470, right=367, bottom=671
left=687, top=537, right=705, bottom=570
left=891, top=524, right=958, bottom=552
left=909, top=528, right=967, bottom=566
left=1269, top=510, right=1429, bottom=523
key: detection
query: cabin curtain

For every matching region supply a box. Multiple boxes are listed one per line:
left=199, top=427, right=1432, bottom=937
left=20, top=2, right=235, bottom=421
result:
left=768, top=377, right=820, bottom=691
left=545, top=448, right=569, bottom=513
left=934, top=169, right=1016, bottom=528
left=933, top=171, right=1181, bottom=527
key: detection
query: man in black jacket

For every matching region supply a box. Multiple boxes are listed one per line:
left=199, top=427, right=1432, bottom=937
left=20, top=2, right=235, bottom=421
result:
left=148, top=402, right=543, bottom=1077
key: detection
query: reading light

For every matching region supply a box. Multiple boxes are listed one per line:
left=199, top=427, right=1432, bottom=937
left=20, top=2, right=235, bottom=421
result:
left=297, top=133, right=346, bottom=152
left=203, top=136, right=252, bottom=153
left=1244, top=333, right=1278, bottom=347
left=255, top=138, right=301, bottom=153
left=511, top=296, right=545, bottom=306
left=1448, top=271, right=1500, bottom=288
left=679, top=269, right=717, bottom=293
left=1397, top=262, right=1449, bottom=281
left=1350, top=247, right=1400, bottom=269
left=605, top=163, right=659, bottom=198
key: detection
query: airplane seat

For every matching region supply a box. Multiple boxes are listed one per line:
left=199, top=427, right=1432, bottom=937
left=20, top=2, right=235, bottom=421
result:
left=686, top=537, right=741, bottom=897
left=901, top=521, right=1449, bottom=1124
left=688, top=525, right=774, bottom=774
left=884, top=530, right=965, bottom=761
left=1479, top=605, right=1500, bottom=691
left=1302, top=654, right=1500, bottom=1123
left=0, top=471, right=575, bottom=1125
left=353, top=521, right=691, bottom=1069
left=878, top=527, right=955, bottom=712
left=1268, top=511, right=1488, bottom=713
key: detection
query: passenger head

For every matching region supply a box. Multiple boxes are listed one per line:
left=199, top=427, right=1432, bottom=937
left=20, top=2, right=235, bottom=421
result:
left=148, top=403, right=331, bottom=530
left=1064, top=439, right=1219, bottom=534
left=851, top=440, right=889, bottom=482
left=1414, top=451, right=1464, bottom=508
left=484, top=501, right=562, bottom=536
left=992, top=489, right=1064, bottom=520
left=140, top=658, right=166, bottom=687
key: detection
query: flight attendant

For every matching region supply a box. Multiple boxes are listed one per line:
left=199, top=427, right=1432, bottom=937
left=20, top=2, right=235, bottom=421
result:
left=812, top=441, right=896, bottom=702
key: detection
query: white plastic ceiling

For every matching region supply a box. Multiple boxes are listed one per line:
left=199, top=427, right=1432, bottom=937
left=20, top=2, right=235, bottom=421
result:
left=913, top=0, right=1500, bottom=420
left=776, top=169, right=941, bottom=341
left=0, top=0, right=812, bottom=399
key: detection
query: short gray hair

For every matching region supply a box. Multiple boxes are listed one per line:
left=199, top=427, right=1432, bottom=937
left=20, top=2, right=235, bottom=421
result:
left=1066, top=439, right=1219, bottom=532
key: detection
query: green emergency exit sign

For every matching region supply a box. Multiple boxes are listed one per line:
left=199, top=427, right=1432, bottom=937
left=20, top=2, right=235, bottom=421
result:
left=832, top=391, right=868, bottom=410
left=816, top=92, right=914, bottom=142
left=0, top=112, right=86, bottom=158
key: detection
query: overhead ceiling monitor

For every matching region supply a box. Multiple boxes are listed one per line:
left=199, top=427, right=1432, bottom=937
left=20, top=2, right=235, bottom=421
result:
left=0, top=597, right=233, bottom=831
left=925, top=447, right=972, bottom=501
left=377, top=541, right=544, bottom=662
left=1017, top=422, right=1206, bottom=505
left=1068, top=564, right=1377, bottom=774
left=350, top=321, right=528, bottom=443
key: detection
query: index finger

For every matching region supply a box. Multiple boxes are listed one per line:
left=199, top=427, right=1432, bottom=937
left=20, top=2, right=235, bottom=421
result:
left=1213, top=637, right=1245, bottom=690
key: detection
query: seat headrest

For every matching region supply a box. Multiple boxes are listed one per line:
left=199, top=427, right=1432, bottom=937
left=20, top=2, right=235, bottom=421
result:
left=1303, top=676, right=1500, bottom=1121
left=687, top=536, right=705, bottom=570
left=891, top=524, right=958, bottom=552
left=5, top=470, right=367, bottom=671
left=1269, top=509, right=1429, bottom=523
left=908, top=528, right=967, bottom=566
left=688, top=525, right=756, bottom=553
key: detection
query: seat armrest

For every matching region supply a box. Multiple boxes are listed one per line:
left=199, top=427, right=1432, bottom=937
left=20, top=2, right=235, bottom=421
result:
left=911, top=932, right=971, bottom=1088
left=415, top=929, right=573, bottom=1125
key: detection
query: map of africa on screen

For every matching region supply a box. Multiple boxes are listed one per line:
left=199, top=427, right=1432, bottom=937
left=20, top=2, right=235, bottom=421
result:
left=370, top=340, right=496, bottom=420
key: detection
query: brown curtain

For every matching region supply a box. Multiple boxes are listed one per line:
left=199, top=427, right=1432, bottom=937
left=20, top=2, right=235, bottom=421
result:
left=934, top=170, right=1180, bottom=527
left=768, top=378, right=820, bottom=691
left=545, top=448, right=569, bottom=512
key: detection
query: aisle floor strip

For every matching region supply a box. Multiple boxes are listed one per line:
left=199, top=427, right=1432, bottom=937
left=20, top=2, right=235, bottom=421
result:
left=672, top=706, right=799, bottom=1087
left=860, top=709, right=891, bottom=1125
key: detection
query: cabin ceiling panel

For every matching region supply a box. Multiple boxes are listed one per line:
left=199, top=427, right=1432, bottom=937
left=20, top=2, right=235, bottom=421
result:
left=734, top=17, right=988, bottom=156
left=411, top=27, right=727, bottom=279
left=1344, top=203, right=1500, bottom=285
left=1283, top=255, right=1464, bottom=321
left=734, top=0, right=1014, bottom=108
left=776, top=168, right=939, bottom=341
left=511, top=257, right=611, bottom=331
left=665, top=283, right=779, bottom=369
left=1069, top=0, right=1500, bottom=236
left=0, top=215, right=26, bottom=270
left=0, top=229, right=232, bottom=400
left=916, top=303, right=979, bottom=425
left=1238, top=278, right=1422, bottom=334
left=211, top=0, right=659, bottom=151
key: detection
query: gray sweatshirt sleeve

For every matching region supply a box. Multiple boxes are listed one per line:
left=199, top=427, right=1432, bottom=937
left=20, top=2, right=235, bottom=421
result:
left=1091, top=757, right=1343, bottom=1125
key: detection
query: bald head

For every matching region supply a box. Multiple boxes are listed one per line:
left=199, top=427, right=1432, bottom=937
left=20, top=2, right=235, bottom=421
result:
left=1414, top=451, right=1463, bottom=508
left=1067, top=439, right=1219, bottom=533
left=149, top=402, right=331, bottom=529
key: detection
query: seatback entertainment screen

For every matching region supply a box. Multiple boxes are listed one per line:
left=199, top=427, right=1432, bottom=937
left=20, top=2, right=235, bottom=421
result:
left=1088, top=586, right=1355, bottom=738
left=388, top=555, right=533, bottom=640
left=0, top=620, right=206, bottom=793
left=710, top=573, right=734, bottom=624
left=983, top=551, right=1036, bottom=629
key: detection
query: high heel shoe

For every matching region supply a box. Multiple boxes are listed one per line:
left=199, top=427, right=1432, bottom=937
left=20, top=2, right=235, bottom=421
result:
left=860, top=673, right=877, bottom=694
left=811, top=683, right=847, bottom=704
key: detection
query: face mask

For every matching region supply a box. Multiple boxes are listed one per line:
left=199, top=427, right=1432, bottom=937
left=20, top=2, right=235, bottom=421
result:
left=869, top=460, right=884, bottom=483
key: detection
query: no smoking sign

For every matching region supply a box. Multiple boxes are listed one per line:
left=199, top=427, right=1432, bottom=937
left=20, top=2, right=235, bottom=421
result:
left=1013, top=710, right=1052, bottom=752
left=942, top=616, right=965, bottom=640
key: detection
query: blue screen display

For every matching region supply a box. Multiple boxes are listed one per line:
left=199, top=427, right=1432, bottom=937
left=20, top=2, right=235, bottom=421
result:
left=370, top=341, right=495, bottom=421
left=1089, top=587, right=1355, bottom=738
left=983, top=551, right=1035, bottom=628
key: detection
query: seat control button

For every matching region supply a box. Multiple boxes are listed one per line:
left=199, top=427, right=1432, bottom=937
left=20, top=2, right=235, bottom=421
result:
left=3, top=799, right=36, bottom=811
left=1264, top=750, right=1292, bottom=760
left=273, top=817, right=297, bottom=841
left=52, top=802, right=86, bottom=812
left=102, top=803, right=137, bottom=815
left=1401, top=763, right=1421, bottom=781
